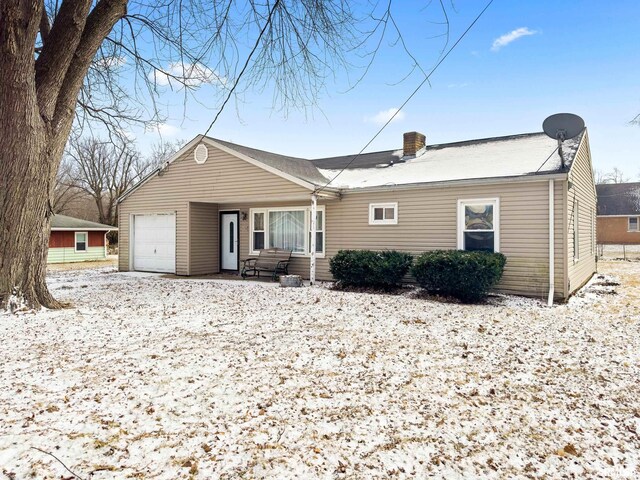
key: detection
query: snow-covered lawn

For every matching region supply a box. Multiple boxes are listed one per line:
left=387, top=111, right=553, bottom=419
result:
left=1, top=263, right=639, bottom=479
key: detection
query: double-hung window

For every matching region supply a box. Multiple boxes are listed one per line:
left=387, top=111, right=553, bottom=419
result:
left=75, top=232, right=88, bottom=252
left=252, top=211, right=265, bottom=250
left=250, top=207, right=325, bottom=256
left=309, top=210, right=324, bottom=254
left=629, top=217, right=639, bottom=232
left=457, top=199, right=499, bottom=252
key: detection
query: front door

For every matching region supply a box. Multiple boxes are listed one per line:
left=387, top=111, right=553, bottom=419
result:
left=220, top=212, right=239, bottom=270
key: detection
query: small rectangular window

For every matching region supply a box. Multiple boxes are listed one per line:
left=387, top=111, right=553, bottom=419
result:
left=629, top=217, right=639, bottom=232
left=75, top=232, right=87, bottom=252
left=458, top=199, right=499, bottom=253
left=369, top=203, right=398, bottom=225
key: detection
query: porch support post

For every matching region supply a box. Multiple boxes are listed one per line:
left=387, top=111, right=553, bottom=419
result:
left=310, top=192, right=318, bottom=285
left=548, top=179, right=555, bottom=306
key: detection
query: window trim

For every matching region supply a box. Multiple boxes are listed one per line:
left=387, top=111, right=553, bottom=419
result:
left=249, top=206, right=325, bottom=258
left=457, top=198, right=500, bottom=252
left=369, top=202, right=398, bottom=225
left=75, top=231, right=88, bottom=252
left=574, top=200, right=580, bottom=261
left=628, top=216, right=639, bottom=232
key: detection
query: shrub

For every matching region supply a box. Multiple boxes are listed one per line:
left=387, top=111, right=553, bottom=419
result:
left=329, top=250, right=413, bottom=289
left=411, top=250, right=506, bottom=303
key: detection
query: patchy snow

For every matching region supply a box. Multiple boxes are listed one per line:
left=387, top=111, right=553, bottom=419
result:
left=1, top=261, right=639, bottom=479
left=320, top=134, right=580, bottom=189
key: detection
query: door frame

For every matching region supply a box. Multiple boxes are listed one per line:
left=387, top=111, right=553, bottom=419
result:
left=219, top=210, right=240, bottom=272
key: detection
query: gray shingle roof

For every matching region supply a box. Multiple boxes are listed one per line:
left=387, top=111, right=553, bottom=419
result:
left=210, top=131, right=583, bottom=190
left=211, top=138, right=330, bottom=185
left=310, top=132, right=582, bottom=171
left=51, top=214, right=116, bottom=230
left=596, top=182, right=640, bottom=216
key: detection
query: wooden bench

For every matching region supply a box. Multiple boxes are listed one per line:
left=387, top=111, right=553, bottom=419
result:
left=241, top=248, right=292, bottom=281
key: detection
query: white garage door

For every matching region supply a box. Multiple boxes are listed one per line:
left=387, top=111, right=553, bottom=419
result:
left=133, top=214, right=176, bottom=273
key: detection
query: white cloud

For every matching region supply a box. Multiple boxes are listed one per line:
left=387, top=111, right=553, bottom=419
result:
left=145, top=122, right=180, bottom=138
left=491, top=27, right=537, bottom=51
left=447, top=83, right=469, bottom=89
left=150, top=63, right=227, bottom=88
left=365, top=108, right=406, bottom=125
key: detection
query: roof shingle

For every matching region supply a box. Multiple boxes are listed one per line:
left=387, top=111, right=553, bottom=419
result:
left=596, top=182, right=640, bottom=216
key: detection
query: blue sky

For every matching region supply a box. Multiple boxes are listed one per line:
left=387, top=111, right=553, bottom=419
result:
left=130, top=0, right=640, bottom=178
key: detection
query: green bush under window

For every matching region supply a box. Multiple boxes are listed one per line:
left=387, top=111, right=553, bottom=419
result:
left=411, top=250, right=506, bottom=303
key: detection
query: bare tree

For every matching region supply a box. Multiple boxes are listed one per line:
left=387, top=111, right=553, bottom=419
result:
left=64, top=136, right=150, bottom=228
left=52, top=160, right=83, bottom=215
left=146, top=139, right=185, bottom=170
left=597, top=167, right=631, bottom=184
left=0, top=1, right=454, bottom=309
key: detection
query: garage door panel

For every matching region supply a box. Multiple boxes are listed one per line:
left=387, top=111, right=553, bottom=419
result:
left=133, top=214, right=176, bottom=273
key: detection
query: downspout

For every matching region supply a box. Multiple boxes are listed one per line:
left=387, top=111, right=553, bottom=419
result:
left=310, top=192, right=318, bottom=285
left=548, top=179, right=555, bottom=306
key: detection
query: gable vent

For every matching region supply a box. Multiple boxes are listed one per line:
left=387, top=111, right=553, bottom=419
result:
left=194, top=144, right=208, bottom=164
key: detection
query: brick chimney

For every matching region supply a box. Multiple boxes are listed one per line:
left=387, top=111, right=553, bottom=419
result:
left=403, top=131, right=426, bottom=157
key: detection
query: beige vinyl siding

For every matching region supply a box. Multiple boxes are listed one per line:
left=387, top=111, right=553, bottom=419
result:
left=189, top=202, right=218, bottom=275
left=119, top=142, right=310, bottom=274
left=567, top=131, right=597, bottom=294
left=224, top=178, right=566, bottom=299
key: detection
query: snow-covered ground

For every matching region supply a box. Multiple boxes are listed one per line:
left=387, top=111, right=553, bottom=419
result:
left=1, top=262, right=639, bottom=479
left=599, top=244, right=640, bottom=261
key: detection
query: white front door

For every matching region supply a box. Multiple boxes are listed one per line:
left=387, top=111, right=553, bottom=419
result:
left=133, top=213, right=176, bottom=273
left=221, top=212, right=239, bottom=270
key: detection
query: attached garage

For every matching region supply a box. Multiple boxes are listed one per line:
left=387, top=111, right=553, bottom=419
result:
left=132, top=214, right=176, bottom=273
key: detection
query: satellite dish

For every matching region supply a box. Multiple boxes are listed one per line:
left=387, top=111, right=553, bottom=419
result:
left=542, top=113, right=584, bottom=169
left=542, top=113, right=584, bottom=141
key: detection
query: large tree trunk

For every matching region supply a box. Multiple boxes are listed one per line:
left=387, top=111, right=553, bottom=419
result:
left=0, top=0, right=126, bottom=311
left=0, top=0, right=60, bottom=310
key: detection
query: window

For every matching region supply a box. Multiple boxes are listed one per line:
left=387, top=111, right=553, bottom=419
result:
left=309, top=210, right=324, bottom=254
left=269, top=210, right=306, bottom=253
left=573, top=200, right=579, bottom=261
left=591, top=207, right=595, bottom=255
left=369, top=203, right=398, bottom=225
left=252, top=212, right=265, bottom=250
left=457, top=199, right=499, bottom=252
left=75, top=232, right=88, bottom=252
left=629, top=217, right=639, bottom=232
left=250, top=206, right=325, bottom=256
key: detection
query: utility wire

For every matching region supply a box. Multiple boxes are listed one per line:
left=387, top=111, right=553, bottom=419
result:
left=316, top=0, right=495, bottom=193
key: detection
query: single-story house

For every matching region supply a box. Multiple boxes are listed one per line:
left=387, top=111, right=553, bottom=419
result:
left=117, top=120, right=597, bottom=303
left=596, top=182, right=640, bottom=244
left=48, top=214, right=116, bottom=263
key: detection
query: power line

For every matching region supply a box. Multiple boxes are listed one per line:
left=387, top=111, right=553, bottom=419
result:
left=316, top=0, right=495, bottom=193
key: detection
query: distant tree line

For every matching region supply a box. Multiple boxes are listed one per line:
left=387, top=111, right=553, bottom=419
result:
left=53, top=137, right=184, bottom=242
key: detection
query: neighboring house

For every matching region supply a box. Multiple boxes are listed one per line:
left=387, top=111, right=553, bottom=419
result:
left=48, top=214, right=116, bottom=264
left=118, top=122, right=597, bottom=302
left=596, top=182, right=640, bottom=245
